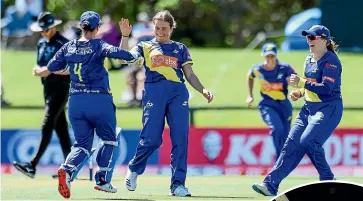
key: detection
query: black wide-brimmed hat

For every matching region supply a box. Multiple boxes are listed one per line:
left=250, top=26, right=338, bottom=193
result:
left=30, top=12, right=62, bottom=32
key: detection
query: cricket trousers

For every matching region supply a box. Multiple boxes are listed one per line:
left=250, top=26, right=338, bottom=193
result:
left=128, top=80, right=190, bottom=188
left=264, top=99, right=343, bottom=194
left=62, top=93, right=118, bottom=184
left=32, top=83, right=71, bottom=167
left=259, top=99, right=292, bottom=158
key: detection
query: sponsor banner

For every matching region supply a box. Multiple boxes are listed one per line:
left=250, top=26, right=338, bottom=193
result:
left=1, top=129, right=158, bottom=166
left=1, top=164, right=160, bottom=176
left=3, top=164, right=362, bottom=177
left=160, top=128, right=363, bottom=166
left=157, top=165, right=363, bottom=177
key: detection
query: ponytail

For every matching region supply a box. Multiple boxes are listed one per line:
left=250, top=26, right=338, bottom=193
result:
left=80, top=22, right=96, bottom=33
left=327, top=38, right=338, bottom=55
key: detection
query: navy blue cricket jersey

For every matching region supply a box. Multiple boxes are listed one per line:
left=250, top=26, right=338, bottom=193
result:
left=298, top=51, right=342, bottom=102
left=47, top=39, right=139, bottom=95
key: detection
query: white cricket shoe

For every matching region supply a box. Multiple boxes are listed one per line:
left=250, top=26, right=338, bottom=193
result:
left=252, top=183, right=276, bottom=196
left=94, top=183, right=118, bottom=193
left=169, top=185, right=191, bottom=197
left=125, top=168, right=138, bottom=191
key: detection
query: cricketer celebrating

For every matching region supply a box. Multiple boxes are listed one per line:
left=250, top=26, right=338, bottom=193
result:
left=121, top=10, right=213, bottom=197
left=253, top=25, right=343, bottom=196
left=33, top=11, right=142, bottom=199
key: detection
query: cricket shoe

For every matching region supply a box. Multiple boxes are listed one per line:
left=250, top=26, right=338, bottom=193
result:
left=13, top=161, right=36, bottom=178
left=125, top=168, right=138, bottom=191
left=252, top=183, right=276, bottom=196
left=94, top=183, right=118, bottom=193
left=58, top=168, right=71, bottom=199
left=169, top=185, right=191, bottom=197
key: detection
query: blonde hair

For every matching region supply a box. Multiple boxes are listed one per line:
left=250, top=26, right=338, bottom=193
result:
left=152, top=10, right=177, bottom=29
left=327, top=38, right=339, bottom=54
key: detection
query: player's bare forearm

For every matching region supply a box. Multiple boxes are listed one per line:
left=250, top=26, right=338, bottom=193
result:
left=185, top=72, right=205, bottom=93
left=182, top=64, right=205, bottom=93
left=120, top=36, right=129, bottom=50
left=33, top=67, right=51, bottom=77
left=248, top=77, right=254, bottom=97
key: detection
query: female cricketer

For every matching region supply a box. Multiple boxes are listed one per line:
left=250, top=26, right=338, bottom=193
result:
left=120, top=10, right=213, bottom=197
left=33, top=11, right=142, bottom=198
left=253, top=25, right=343, bottom=196
left=246, top=43, right=296, bottom=158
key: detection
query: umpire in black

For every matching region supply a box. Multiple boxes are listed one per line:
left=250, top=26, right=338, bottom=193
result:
left=13, top=12, right=72, bottom=178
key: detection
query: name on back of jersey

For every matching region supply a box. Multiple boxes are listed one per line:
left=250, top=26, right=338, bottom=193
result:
left=68, top=46, right=94, bottom=55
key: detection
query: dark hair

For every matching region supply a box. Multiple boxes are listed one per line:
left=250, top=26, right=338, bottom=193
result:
left=80, top=22, right=96, bottom=32
left=327, top=38, right=339, bottom=55
left=152, top=10, right=177, bottom=29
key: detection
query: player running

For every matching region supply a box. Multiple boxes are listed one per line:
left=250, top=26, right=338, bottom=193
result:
left=33, top=11, right=142, bottom=199
left=120, top=10, right=213, bottom=197
left=252, top=25, right=343, bottom=196
left=246, top=43, right=296, bottom=158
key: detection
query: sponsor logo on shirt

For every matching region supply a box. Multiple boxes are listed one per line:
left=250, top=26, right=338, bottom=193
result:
left=151, top=55, right=178, bottom=68
left=306, top=78, right=317, bottom=82
left=262, top=82, right=283, bottom=92
left=323, top=76, right=335, bottom=83
left=325, top=63, right=337, bottom=69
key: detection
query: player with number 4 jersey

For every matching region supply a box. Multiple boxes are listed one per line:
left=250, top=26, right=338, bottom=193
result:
left=33, top=11, right=142, bottom=199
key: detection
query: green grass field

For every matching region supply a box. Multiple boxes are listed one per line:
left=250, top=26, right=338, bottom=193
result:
left=1, top=49, right=363, bottom=128
left=1, top=175, right=362, bottom=200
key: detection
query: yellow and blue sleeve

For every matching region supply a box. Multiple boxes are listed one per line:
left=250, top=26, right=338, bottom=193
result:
left=181, top=45, right=193, bottom=66
left=248, top=67, right=256, bottom=79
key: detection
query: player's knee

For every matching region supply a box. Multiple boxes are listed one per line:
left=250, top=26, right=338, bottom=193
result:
left=280, top=137, right=298, bottom=155
left=300, top=138, right=317, bottom=151
left=73, top=141, right=93, bottom=152
left=140, top=137, right=162, bottom=150
left=173, top=142, right=188, bottom=153
left=270, top=125, right=284, bottom=137
left=98, top=133, right=116, bottom=142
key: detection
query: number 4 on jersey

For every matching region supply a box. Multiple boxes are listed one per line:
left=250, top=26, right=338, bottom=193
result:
left=74, top=63, right=83, bottom=82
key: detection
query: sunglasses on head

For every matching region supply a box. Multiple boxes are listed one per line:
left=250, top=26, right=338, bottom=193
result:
left=306, top=35, right=324, bottom=41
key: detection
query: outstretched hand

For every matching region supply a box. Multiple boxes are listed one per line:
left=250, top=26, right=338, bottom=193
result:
left=119, top=18, right=132, bottom=37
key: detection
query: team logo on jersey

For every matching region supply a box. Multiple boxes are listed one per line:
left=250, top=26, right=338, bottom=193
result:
left=173, top=49, right=179, bottom=54
left=277, top=73, right=283, bottom=79
left=151, top=55, right=178, bottom=68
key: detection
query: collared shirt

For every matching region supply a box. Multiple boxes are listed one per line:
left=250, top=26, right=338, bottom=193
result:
left=47, top=39, right=140, bottom=95
left=37, top=31, right=70, bottom=85
left=249, top=61, right=296, bottom=101
left=299, top=51, right=342, bottom=102
left=130, top=39, right=193, bottom=83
